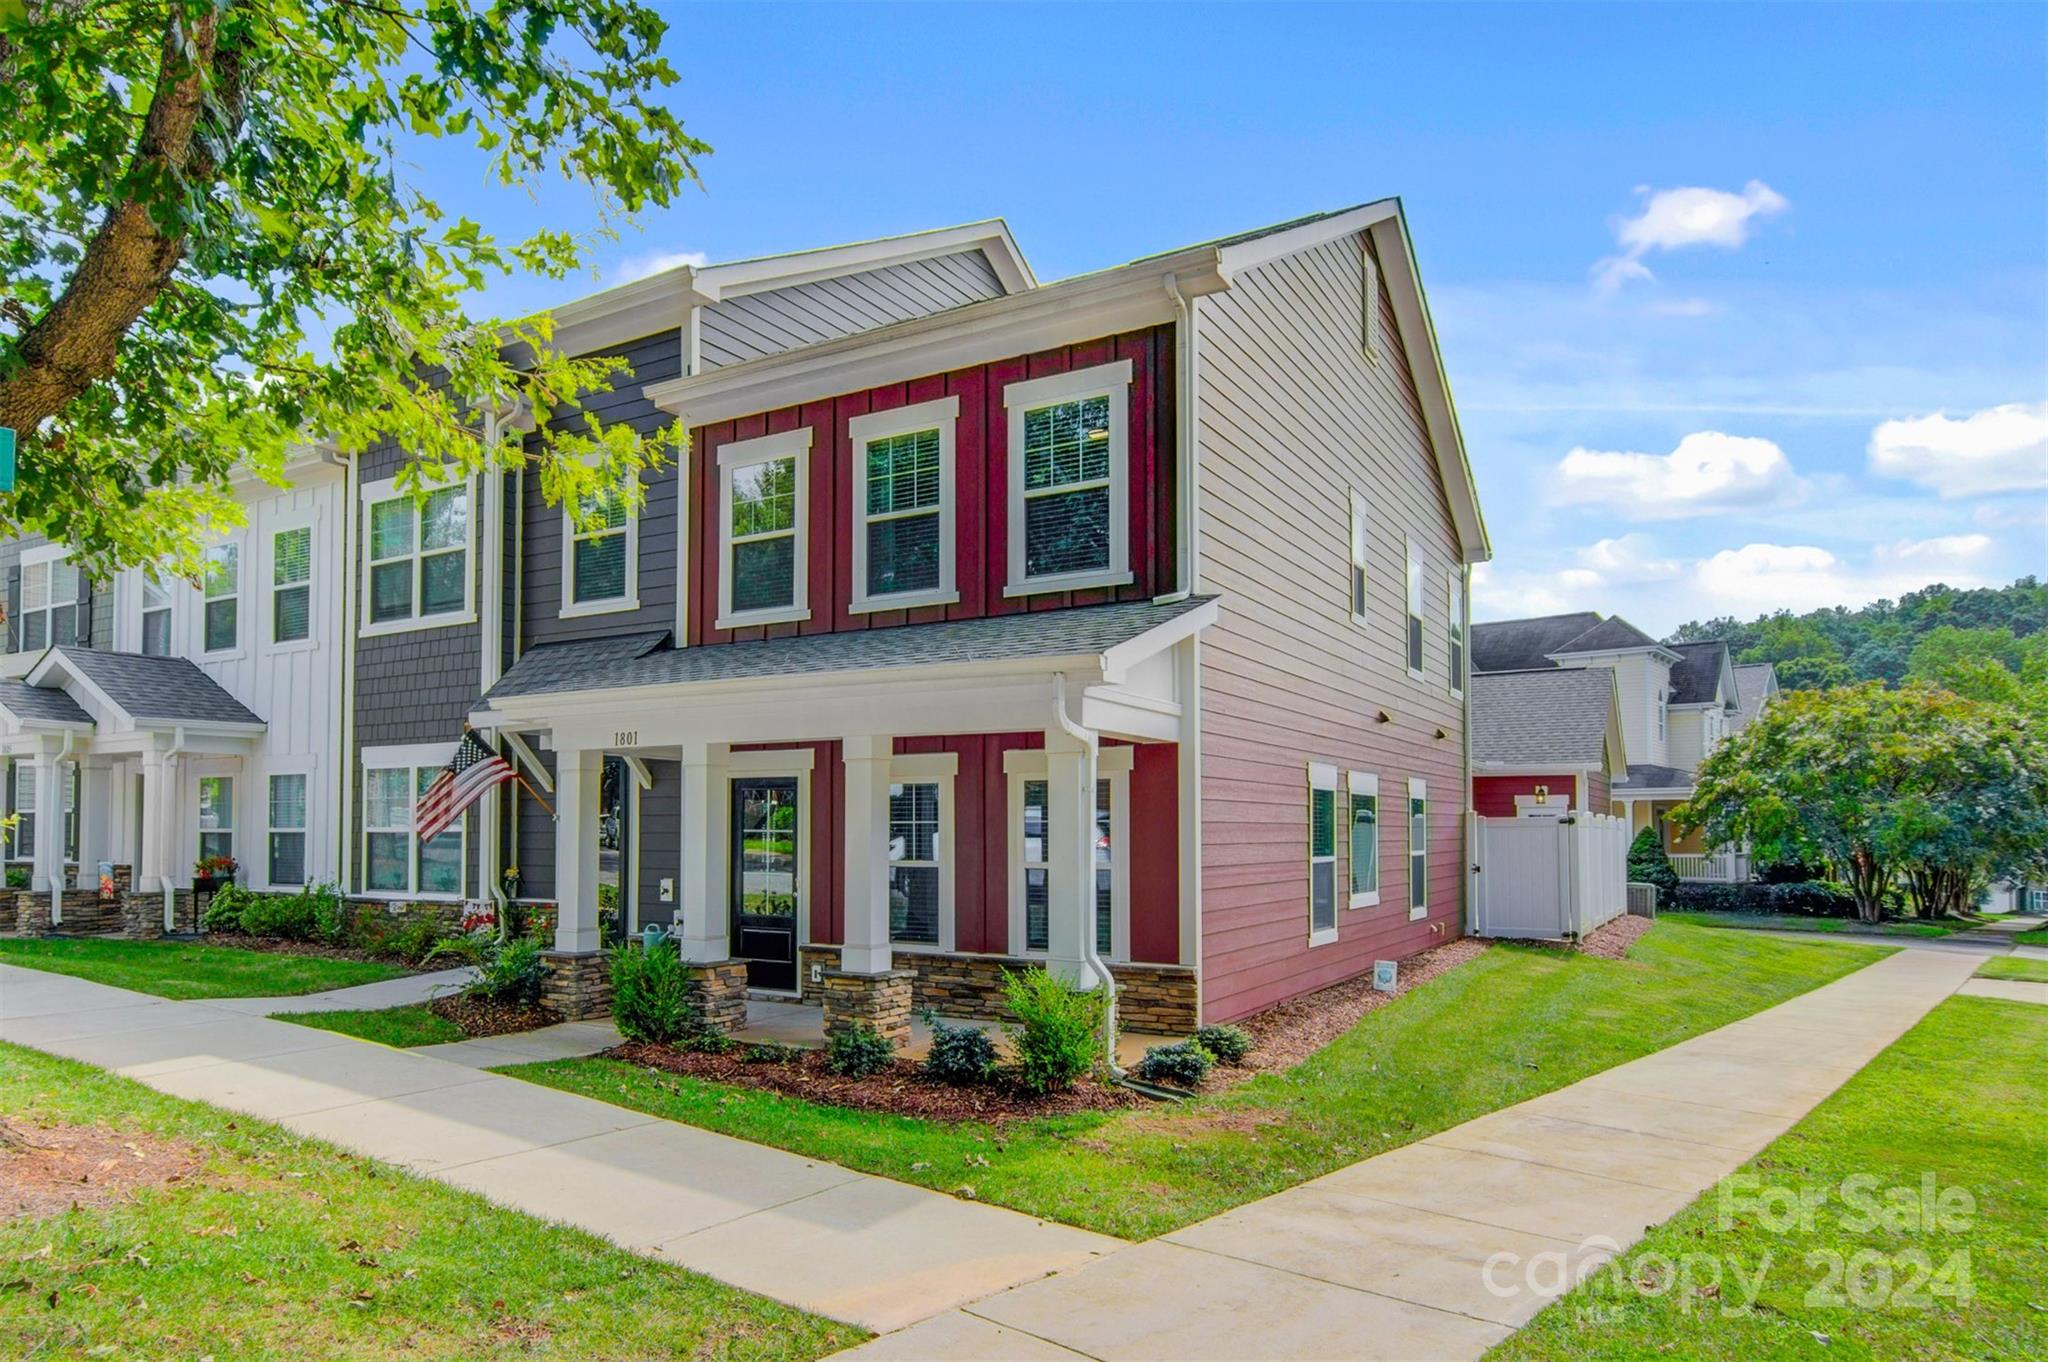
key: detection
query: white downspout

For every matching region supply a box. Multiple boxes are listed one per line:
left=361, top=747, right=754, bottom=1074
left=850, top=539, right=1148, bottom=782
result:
left=160, top=725, right=187, bottom=929
left=1054, top=673, right=1120, bottom=1075
left=48, top=731, right=76, bottom=927
left=477, top=409, right=508, bottom=938
left=1154, top=272, right=1201, bottom=605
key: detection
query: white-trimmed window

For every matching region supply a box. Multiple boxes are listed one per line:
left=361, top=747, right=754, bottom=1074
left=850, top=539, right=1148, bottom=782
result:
left=717, top=428, right=810, bottom=628
left=8, top=763, right=35, bottom=863
left=1347, top=770, right=1380, bottom=908
left=140, top=575, right=172, bottom=655
left=268, top=773, right=308, bottom=886
left=1361, top=242, right=1382, bottom=365
left=202, top=542, right=239, bottom=653
left=1006, top=747, right=1131, bottom=960
left=1658, top=689, right=1668, bottom=742
left=1446, top=567, right=1466, bottom=698
left=198, top=775, right=235, bottom=865
left=1348, top=491, right=1371, bottom=624
left=1003, top=361, right=1132, bottom=595
left=363, top=477, right=472, bottom=632
left=562, top=476, right=639, bottom=616
left=17, top=546, right=82, bottom=651
left=1404, top=538, right=1425, bottom=679
left=1407, top=777, right=1428, bottom=921
left=362, top=758, right=464, bottom=898
left=851, top=397, right=959, bottom=611
left=1308, top=763, right=1339, bottom=945
left=272, top=527, right=312, bottom=645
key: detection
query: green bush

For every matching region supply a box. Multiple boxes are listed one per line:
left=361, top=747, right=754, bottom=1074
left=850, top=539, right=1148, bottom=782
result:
left=1001, top=967, right=1108, bottom=1094
left=610, top=941, right=698, bottom=1044
left=919, top=1010, right=996, bottom=1086
left=824, top=1022, right=896, bottom=1078
left=346, top=905, right=456, bottom=965
left=200, top=883, right=250, bottom=933
left=236, top=890, right=316, bottom=940
left=742, top=1042, right=801, bottom=1064
left=1674, top=880, right=1858, bottom=919
left=464, top=936, right=548, bottom=1006
left=305, top=883, right=349, bottom=944
left=4, top=865, right=28, bottom=889
left=1626, top=827, right=1681, bottom=897
left=1192, top=1023, right=1253, bottom=1065
left=1134, top=1039, right=1214, bottom=1087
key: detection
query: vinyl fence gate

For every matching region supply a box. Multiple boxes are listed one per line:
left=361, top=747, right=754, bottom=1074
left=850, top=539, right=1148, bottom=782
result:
left=1469, top=812, right=1630, bottom=940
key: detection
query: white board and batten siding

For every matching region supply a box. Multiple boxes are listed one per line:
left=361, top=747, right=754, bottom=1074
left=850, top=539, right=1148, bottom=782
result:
left=1194, top=230, right=1473, bottom=1022
left=698, top=249, right=1006, bottom=369
left=108, top=465, right=348, bottom=891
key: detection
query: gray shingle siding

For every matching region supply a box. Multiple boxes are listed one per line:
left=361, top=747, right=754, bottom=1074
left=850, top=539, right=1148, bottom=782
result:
left=0, top=533, right=115, bottom=653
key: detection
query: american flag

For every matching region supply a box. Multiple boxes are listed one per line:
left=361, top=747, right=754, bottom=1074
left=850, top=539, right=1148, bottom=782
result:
left=415, top=729, right=515, bottom=842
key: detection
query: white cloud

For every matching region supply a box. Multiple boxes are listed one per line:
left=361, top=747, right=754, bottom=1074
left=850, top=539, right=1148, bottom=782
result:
left=1551, top=431, right=1806, bottom=520
left=1593, top=180, right=1788, bottom=293
left=1975, top=500, right=2048, bottom=531
left=1692, top=535, right=1995, bottom=615
left=612, top=248, right=710, bottom=284
left=1576, top=533, right=1684, bottom=581
left=1866, top=401, right=2048, bottom=498
left=1470, top=562, right=1571, bottom=620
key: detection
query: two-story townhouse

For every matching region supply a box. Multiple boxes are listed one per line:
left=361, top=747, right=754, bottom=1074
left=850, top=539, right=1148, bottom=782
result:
left=0, top=443, right=350, bottom=931
left=462, top=201, right=1489, bottom=1033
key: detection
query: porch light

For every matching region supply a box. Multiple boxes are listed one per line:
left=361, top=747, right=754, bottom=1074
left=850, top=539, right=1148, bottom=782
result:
left=1534, top=785, right=1548, bottom=805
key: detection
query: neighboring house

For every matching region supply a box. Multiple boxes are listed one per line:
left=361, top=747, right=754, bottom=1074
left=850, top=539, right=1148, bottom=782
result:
left=1470, top=667, right=1626, bottom=818
left=453, top=201, right=1490, bottom=1028
left=0, top=444, right=351, bottom=921
left=1470, top=613, right=1773, bottom=882
left=1982, top=878, right=2048, bottom=914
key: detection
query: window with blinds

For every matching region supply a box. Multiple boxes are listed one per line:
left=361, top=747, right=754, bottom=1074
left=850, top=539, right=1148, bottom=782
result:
left=268, top=773, right=307, bottom=886
left=1309, top=764, right=1338, bottom=943
left=203, top=543, right=239, bottom=652
left=888, top=781, right=941, bottom=945
left=864, top=428, right=943, bottom=598
left=1021, top=395, right=1113, bottom=580
left=273, top=528, right=311, bottom=644
left=567, top=482, right=634, bottom=609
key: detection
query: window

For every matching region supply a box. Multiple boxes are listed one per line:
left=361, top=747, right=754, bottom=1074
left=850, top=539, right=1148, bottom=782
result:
left=1404, top=539, right=1425, bottom=678
left=1347, top=771, right=1380, bottom=908
left=1407, top=778, right=1428, bottom=921
left=9, top=762, right=34, bottom=862
left=1020, top=777, right=1050, bottom=952
left=1007, top=748, right=1130, bottom=959
left=1446, top=567, right=1466, bottom=697
left=141, top=575, right=172, bottom=655
left=18, top=549, right=83, bottom=651
left=1348, top=491, right=1370, bottom=624
left=1657, top=689, right=1668, bottom=742
left=1361, top=242, right=1382, bottom=365
left=268, top=773, right=307, bottom=886
left=272, top=527, right=311, bottom=644
left=202, top=543, right=239, bottom=652
left=851, top=398, right=958, bottom=611
left=562, top=477, right=638, bottom=615
left=1309, top=764, right=1338, bottom=944
left=363, top=761, right=464, bottom=897
left=717, top=429, right=810, bottom=628
left=364, top=480, right=470, bottom=630
left=888, top=782, right=941, bottom=945
left=198, top=775, right=234, bottom=864
left=1003, top=361, right=1132, bottom=595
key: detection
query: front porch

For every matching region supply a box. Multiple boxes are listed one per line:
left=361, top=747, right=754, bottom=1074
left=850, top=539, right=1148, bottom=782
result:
left=1615, top=793, right=1750, bottom=883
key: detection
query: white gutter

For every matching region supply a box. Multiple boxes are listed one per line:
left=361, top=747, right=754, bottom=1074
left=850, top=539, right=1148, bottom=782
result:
left=1053, top=674, right=1120, bottom=1076
left=1154, top=273, right=1201, bottom=605
left=48, top=731, right=76, bottom=927
left=161, top=725, right=187, bottom=931
left=339, top=452, right=359, bottom=895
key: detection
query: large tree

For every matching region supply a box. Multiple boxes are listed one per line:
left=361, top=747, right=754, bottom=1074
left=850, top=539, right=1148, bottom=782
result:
left=0, top=0, right=705, bottom=579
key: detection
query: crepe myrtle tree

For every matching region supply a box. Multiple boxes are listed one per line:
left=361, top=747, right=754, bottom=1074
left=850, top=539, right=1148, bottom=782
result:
left=0, top=0, right=705, bottom=582
left=1676, top=683, right=2048, bottom=923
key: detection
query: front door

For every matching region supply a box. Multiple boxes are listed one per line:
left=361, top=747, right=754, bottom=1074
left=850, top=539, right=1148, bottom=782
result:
left=731, top=777, right=799, bottom=991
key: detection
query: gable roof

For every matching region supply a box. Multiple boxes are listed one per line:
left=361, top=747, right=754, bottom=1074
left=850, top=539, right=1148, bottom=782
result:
left=0, top=678, right=92, bottom=728
left=1470, top=613, right=1602, bottom=673
left=1667, top=640, right=1734, bottom=706
left=29, top=649, right=264, bottom=728
left=1470, top=667, right=1623, bottom=769
left=1732, top=662, right=1780, bottom=725
left=1550, top=615, right=1658, bottom=655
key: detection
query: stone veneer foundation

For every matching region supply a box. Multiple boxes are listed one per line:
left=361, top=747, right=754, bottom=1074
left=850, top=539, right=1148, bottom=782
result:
left=817, top=967, right=916, bottom=1049
left=684, top=959, right=750, bottom=1034
left=799, top=946, right=1199, bottom=1034
left=541, top=950, right=613, bottom=1020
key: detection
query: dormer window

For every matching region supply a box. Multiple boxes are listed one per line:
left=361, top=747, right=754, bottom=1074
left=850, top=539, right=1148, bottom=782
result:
left=716, top=428, right=810, bottom=629
left=850, top=397, right=958, bottom=612
left=1003, top=361, right=1132, bottom=595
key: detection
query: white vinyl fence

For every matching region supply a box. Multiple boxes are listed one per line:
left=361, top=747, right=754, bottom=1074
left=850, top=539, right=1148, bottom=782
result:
left=1469, top=812, right=1630, bottom=940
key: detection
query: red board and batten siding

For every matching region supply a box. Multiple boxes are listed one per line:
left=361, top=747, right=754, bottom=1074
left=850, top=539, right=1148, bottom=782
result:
left=1194, top=230, right=1474, bottom=1024
left=741, top=734, right=1181, bottom=963
left=1472, top=774, right=1582, bottom=818
left=687, top=327, right=1177, bottom=645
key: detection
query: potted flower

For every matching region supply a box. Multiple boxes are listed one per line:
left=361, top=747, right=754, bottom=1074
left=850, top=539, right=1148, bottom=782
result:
left=501, top=863, right=521, bottom=899
left=193, top=854, right=238, bottom=893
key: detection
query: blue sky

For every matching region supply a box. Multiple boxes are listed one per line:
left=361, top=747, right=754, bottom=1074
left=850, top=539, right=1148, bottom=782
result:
left=445, top=1, right=2047, bottom=635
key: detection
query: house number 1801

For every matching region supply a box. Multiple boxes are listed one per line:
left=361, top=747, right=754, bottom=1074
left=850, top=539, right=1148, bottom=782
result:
left=613, top=730, right=639, bottom=747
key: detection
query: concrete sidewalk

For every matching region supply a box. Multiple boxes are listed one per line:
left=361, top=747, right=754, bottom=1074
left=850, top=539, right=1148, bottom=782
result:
left=211, top=966, right=475, bottom=1016
left=0, top=964, right=1113, bottom=1332
left=841, top=946, right=1982, bottom=1361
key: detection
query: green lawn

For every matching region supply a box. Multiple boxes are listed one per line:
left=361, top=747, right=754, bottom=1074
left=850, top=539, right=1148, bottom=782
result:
left=0, top=1044, right=862, bottom=1360
left=1975, top=955, right=2048, bottom=984
left=505, top=922, right=1887, bottom=1240
left=0, top=937, right=407, bottom=999
left=1665, top=910, right=1964, bottom=939
left=2012, top=927, right=2048, bottom=946
left=272, top=1003, right=468, bottom=1046
left=1489, top=994, right=2048, bottom=1361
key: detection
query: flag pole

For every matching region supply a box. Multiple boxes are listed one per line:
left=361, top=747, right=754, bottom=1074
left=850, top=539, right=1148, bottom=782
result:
left=517, top=774, right=557, bottom=820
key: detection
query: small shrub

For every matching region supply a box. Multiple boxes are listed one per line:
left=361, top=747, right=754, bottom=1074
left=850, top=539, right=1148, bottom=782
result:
left=465, top=936, right=548, bottom=1007
left=742, top=1042, right=802, bottom=1064
left=1133, top=1039, right=1214, bottom=1087
left=200, top=883, right=248, bottom=933
left=825, top=1022, right=896, bottom=1078
left=919, top=1010, right=997, bottom=1086
left=610, top=941, right=698, bottom=1044
left=386, top=910, right=454, bottom=965
left=305, top=883, right=349, bottom=944
left=237, top=890, right=316, bottom=940
left=4, top=865, right=28, bottom=889
left=1192, top=1023, right=1253, bottom=1065
left=1626, top=828, right=1680, bottom=897
left=1001, top=967, right=1108, bottom=1095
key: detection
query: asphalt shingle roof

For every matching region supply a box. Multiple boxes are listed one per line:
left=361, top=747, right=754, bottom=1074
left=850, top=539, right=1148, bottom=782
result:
left=1667, top=640, right=1731, bottom=706
left=1615, top=762, right=1697, bottom=791
left=1552, top=615, right=1657, bottom=655
left=0, top=679, right=92, bottom=726
left=55, top=649, right=264, bottom=726
left=1470, top=612, right=1603, bottom=674
left=1470, top=668, right=1616, bottom=767
left=1732, top=663, right=1778, bottom=726
left=483, top=597, right=1217, bottom=704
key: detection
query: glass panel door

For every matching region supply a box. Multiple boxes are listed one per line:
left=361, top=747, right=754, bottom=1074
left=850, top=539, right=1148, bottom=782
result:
left=731, top=777, right=799, bottom=991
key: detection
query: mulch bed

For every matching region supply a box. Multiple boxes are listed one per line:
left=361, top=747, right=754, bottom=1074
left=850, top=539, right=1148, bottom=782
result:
left=1, top=1120, right=204, bottom=1221
left=1573, top=913, right=1656, bottom=959
left=429, top=994, right=562, bottom=1039
left=196, top=931, right=430, bottom=971
left=608, top=1040, right=1145, bottom=1124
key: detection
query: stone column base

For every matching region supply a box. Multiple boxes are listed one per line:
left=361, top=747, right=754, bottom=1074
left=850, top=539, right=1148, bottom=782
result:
left=542, top=950, right=613, bottom=1020
left=684, top=960, right=750, bottom=1035
left=120, top=892, right=166, bottom=940
left=13, top=891, right=51, bottom=935
left=58, top=888, right=116, bottom=934
left=819, top=968, right=915, bottom=1049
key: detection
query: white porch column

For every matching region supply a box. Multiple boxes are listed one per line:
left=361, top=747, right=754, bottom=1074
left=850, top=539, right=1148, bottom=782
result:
left=675, top=740, right=731, bottom=963
left=77, top=758, right=113, bottom=884
left=1042, top=730, right=1103, bottom=987
left=839, top=735, right=894, bottom=975
left=136, top=748, right=175, bottom=929
left=30, top=748, right=61, bottom=893
left=553, top=746, right=602, bottom=954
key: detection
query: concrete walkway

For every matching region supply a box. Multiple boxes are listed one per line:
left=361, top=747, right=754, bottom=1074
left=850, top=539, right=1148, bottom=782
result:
left=210, top=966, right=475, bottom=1016
left=1959, top=977, right=2048, bottom=1005
left=840, top=946, right=1983, bottom=1361
left=0, top=964, right=1113, bottom=1332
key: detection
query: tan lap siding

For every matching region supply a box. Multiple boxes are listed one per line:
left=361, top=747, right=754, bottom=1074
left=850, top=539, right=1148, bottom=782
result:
left=1195, top=231, right=1470, bottom=1023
